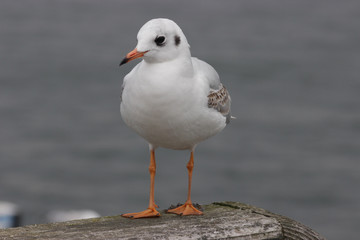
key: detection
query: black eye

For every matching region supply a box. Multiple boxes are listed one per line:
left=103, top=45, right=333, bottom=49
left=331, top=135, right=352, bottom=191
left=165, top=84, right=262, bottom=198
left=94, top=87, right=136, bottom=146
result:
left=154, top=36, right=166, bottom=46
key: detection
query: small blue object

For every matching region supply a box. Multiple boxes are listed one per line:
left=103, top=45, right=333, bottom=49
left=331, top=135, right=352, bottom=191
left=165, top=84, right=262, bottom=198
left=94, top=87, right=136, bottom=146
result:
left=0, top=202, right=20, bottom=228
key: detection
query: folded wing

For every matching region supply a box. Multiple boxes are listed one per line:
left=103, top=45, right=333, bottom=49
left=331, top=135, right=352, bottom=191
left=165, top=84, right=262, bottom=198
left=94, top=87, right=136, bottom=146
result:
left=208, top=84, right=231, bottom=124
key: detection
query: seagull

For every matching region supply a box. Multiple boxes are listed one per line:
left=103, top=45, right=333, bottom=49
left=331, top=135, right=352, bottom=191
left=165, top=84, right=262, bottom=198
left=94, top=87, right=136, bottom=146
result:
left=119, top=18, right=232, bottom=218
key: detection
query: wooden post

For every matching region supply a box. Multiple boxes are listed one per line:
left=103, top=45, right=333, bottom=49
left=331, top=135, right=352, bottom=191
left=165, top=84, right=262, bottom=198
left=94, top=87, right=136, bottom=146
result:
left=0, top=201, right=325, bottom=240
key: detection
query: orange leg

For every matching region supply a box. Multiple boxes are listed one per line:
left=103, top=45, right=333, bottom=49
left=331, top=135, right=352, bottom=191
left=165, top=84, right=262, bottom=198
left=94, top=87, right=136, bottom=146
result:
left=167, top=151, right=203, bottom=216
left=122, top=149, right=160, bottom=219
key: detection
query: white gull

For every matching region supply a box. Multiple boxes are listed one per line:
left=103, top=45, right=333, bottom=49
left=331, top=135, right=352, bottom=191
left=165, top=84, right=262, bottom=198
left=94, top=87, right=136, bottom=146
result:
left=119, top=18, right=232, bottom=218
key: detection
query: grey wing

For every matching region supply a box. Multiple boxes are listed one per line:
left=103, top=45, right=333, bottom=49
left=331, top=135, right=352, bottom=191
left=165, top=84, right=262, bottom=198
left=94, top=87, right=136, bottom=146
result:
left=120, top=72, right=132, bottom=104
left=191, top=57, right=232, bottom=124
left=120, top=62, right=140, bottom=104
left=208, top=84, right=232, bottom=124
left=120, top=82, right=124, bottom=104
left=120, top=75, right=128, bottom=104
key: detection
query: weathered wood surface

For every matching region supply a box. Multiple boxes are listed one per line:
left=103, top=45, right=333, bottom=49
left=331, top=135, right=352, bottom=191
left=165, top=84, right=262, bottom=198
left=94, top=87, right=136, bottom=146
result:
left=0, top=201, right=325, bottom=240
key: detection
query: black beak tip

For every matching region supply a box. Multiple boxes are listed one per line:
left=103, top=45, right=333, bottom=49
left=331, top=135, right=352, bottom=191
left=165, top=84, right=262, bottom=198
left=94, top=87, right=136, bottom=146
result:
left=119, top=58, right=128, bottom=66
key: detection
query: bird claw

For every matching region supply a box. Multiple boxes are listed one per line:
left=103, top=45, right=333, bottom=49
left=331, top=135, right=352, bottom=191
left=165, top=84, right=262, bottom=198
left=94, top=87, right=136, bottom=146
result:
left=121, top=207, right=160, bottom=219
left=166, top=202, right=203, bottom=216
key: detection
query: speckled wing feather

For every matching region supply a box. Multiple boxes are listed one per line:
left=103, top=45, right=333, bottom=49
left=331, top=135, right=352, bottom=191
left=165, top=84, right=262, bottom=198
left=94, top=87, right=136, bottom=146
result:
left=208, top=84, right=232, bottom=124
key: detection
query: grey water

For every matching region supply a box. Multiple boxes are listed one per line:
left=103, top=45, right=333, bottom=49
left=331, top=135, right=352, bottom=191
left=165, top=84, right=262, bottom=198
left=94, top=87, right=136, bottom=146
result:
left=1, top=0, right=359, bottom=239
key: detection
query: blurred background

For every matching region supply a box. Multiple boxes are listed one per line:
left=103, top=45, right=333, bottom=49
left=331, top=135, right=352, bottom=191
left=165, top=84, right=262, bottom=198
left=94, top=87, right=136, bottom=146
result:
left=0, top=0, right=359, bottom=239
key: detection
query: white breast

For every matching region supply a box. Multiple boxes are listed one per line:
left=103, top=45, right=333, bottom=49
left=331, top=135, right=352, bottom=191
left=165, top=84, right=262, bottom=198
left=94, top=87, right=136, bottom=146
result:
left=120, top=61, right=226, bottom=150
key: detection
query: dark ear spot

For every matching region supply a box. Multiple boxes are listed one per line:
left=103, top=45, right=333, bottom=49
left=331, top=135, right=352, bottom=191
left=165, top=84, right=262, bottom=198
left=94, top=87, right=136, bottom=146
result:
left=174, top=35, right=181, bottom=46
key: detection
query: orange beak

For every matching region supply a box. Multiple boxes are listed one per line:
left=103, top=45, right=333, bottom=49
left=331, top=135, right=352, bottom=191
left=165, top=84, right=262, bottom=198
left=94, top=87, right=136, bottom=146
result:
left=119, top=48, right=148, bottom=66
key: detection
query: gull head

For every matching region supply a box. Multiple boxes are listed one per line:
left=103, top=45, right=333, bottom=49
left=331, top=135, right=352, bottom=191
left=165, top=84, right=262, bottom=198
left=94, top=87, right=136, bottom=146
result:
left=120, top=18, right=190, bottom=66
